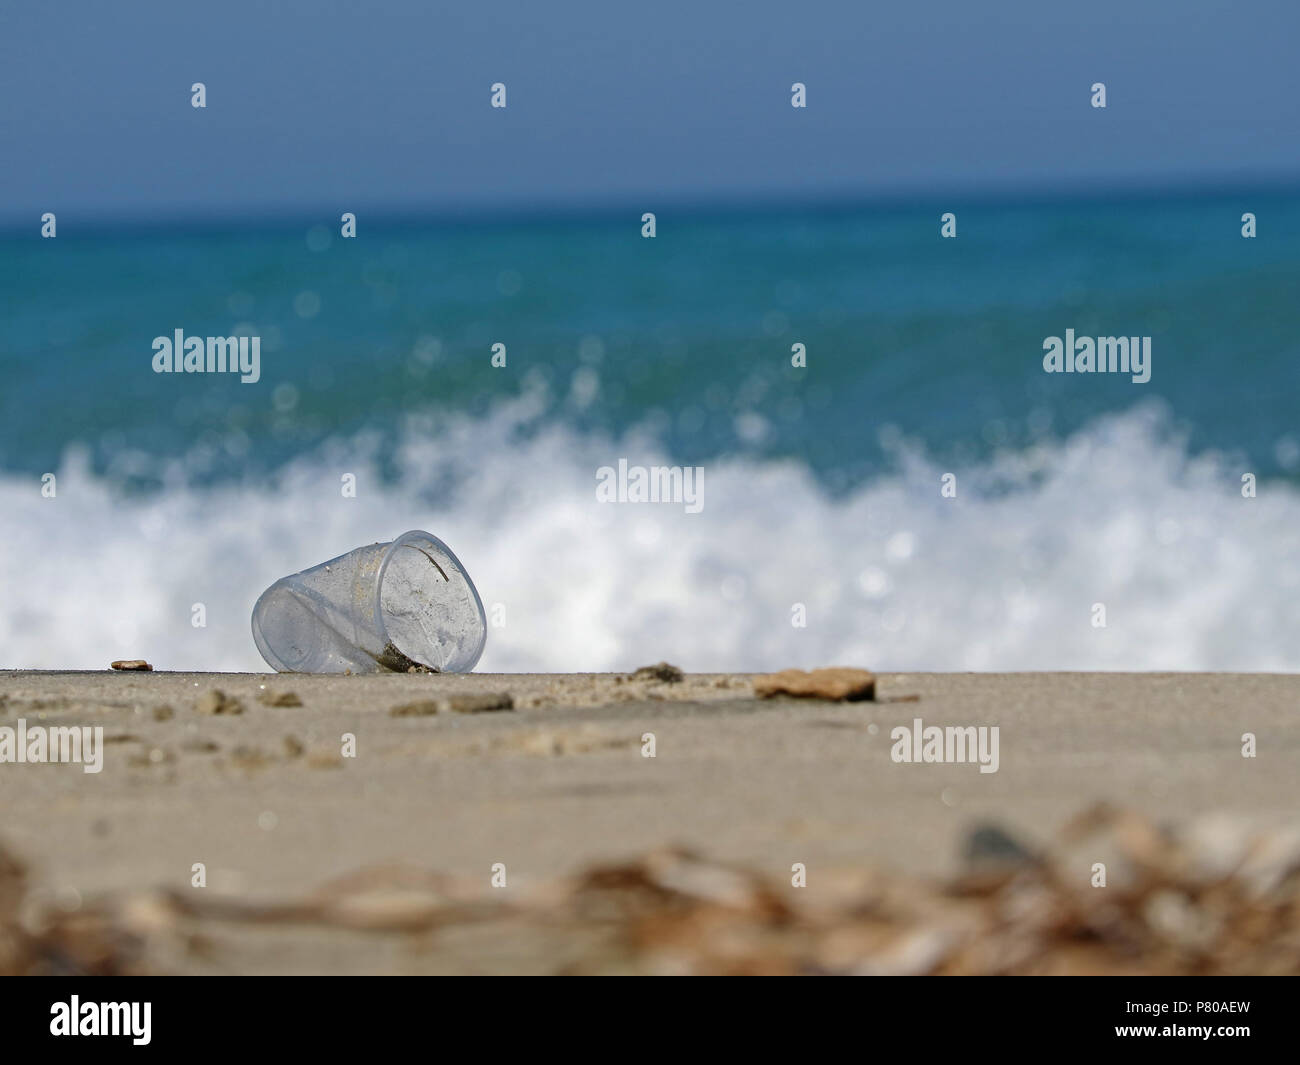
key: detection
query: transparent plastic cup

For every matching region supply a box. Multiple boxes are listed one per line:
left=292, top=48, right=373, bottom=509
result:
left=251, top=530, right=486, bottom=673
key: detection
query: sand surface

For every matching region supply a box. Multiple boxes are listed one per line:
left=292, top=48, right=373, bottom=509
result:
left=2, top=670, right=1296, bottom=973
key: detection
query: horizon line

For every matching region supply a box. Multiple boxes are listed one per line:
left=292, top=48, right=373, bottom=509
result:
left=2, top=172, right=1297, bottom=237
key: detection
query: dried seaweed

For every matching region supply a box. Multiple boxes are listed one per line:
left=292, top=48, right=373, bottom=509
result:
left=5, top=804, right=1300, bottom=975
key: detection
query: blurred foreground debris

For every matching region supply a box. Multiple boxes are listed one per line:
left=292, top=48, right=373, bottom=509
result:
left=5, top=803, right=1300, bottom=974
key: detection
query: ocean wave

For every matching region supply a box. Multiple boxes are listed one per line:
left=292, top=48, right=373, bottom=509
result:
left=1, top=397, right=1296, bottom=672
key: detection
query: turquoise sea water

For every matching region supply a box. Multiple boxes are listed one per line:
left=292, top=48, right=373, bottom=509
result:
left=1, top=191, right=1298, bottom=671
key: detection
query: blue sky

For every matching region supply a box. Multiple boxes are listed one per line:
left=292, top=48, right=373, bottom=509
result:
left=1, top=0, right=1297, bottom=222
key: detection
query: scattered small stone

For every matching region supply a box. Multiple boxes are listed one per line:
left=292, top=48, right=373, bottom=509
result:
left=753, top=667, right=876, bottom=702
left=196, top=690, right=244, bottom=715
left=962, top=823, right=1039, bottom=871
left=390, top=693, right=515, bottom=716
left=103, top=733, right=140, bottom=745
left=307, top=751, right=344, bottom=769
left=390, top=700, right=441, bottom=717
left=444, top=693, right=514, bottom=714
left=152, top=705, right=174, bottom=721
left=257, top=691, right=303, bottom=707
left=229, top=745, right=268, bottom=769
left=110, top=660, right=152, bottom=672
left=283, top=735, right=305, bottom=759
left=631, top=662, right=684, bottom=684
left=180, top=739, right=220, bottom=754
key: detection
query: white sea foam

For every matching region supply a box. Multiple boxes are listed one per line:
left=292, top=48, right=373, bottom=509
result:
left=1, top=399, right=1296, bottom=672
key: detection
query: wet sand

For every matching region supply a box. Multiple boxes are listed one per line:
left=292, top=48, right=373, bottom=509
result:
left=2, top=670, right=1297, bottom=973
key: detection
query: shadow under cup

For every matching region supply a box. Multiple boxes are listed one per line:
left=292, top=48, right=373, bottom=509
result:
left=251, top=531, right=487, bottom=674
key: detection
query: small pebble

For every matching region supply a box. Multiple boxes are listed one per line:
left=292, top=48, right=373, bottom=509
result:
left=389, top=693, right=514, bottom=716
left=444, top=693, right=514, bottom=714
left=962, top=824, right=1038, bottom=870
left=257, top=691, right=303, bottom=707
left=631, top=662, right=685, bottom=683
left=230, top=745, right=268, bottom=769
left=753, top=667, right=876, bottom=702
left=390, top=700, right=440, bottom=717
left=197, top=690, right=245, bottom=715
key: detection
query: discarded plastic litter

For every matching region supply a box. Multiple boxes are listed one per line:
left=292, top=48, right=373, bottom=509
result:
left=251, top=531, right=486, bottom=674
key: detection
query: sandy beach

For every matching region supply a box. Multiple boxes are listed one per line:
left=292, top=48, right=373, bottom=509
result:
left=2, top=668, right=1298, bottom=974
